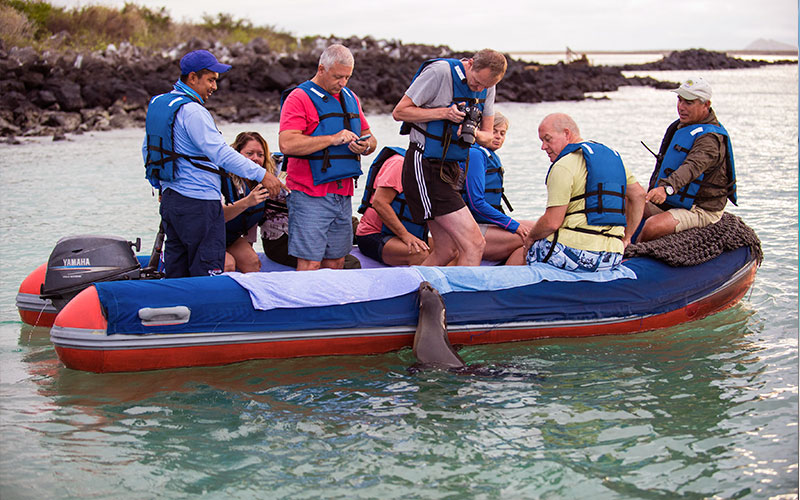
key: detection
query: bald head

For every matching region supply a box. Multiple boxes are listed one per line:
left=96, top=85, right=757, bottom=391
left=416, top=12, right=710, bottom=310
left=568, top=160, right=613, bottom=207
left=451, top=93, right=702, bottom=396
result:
left=540, top=113, right=580, bottom=138
left=538, top=113, right=582, bottom=162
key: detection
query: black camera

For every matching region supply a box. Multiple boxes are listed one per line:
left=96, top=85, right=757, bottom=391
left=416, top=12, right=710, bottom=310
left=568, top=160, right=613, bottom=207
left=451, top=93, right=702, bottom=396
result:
left=456, top=103, right=482, bottom=145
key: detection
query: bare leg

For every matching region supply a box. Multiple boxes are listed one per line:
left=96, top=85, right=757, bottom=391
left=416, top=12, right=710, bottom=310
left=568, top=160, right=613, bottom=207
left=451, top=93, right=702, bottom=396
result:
left=382, top=237, right=430, bottom=266
left=424, top=207, right=485, bottom=266
left=296, top=258, right=321, bottom=271
left=639, top=212, right=679, bottom=242
left=505, top=246, right=527, bottom=266
left=643, top=201, right=665, bottom=219
left=226, top=237, right=261, bottom=273
left=482, top=222, right=535, bottom=261
left=320, top=257, right=345, bottom=269
left=295, top=253, right=345, bottom=271
left=224, top=252, right=236, bottom=272
left=421, top=223, right=456, bottom=266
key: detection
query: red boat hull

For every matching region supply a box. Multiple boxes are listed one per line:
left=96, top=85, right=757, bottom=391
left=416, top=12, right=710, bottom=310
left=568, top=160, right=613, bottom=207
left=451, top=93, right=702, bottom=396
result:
left=16, top=263, right=57, bottom=327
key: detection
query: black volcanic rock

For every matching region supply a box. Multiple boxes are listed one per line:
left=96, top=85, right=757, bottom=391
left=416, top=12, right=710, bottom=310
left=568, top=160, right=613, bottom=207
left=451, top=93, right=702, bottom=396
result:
left=0, top=41, right=792, bottom=138
left=623, top=48, right=772, bottom=71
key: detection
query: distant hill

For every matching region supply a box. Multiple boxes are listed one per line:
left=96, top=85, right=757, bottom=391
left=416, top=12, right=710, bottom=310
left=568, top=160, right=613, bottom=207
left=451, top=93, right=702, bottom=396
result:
left=744, top=39, right=797, bottom=52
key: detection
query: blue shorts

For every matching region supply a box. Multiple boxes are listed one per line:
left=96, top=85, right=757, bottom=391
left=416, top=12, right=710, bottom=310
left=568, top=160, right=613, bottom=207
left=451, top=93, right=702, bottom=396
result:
left=356, top=232, right=392, bottom=265
left=287, top=191, right=353, bottom=262
left=526, top=238, right=622, bottom=273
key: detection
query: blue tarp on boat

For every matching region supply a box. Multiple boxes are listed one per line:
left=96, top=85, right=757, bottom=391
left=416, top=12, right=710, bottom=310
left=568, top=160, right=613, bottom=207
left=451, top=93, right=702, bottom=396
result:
left=225, top=263, right=636, bottom=311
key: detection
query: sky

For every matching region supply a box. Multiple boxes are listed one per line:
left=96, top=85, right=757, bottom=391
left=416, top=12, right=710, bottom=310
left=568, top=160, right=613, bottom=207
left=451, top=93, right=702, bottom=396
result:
left=47, top=0, right=798, bottom=53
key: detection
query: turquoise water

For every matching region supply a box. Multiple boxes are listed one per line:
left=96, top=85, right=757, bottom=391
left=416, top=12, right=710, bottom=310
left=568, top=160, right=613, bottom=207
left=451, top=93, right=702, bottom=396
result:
left=1, top=65, right=797, bottom=498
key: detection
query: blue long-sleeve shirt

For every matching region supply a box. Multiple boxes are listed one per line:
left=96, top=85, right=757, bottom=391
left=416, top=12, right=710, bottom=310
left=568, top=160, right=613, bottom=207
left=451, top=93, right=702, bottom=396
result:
left=461, top=146, right=519, bottom=233
left=142, top=94, right=266, bottom=200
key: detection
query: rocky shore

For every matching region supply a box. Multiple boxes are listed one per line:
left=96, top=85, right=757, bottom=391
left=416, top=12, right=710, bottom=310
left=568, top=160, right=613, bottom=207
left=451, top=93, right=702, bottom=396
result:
left=0, top=38, right=792, bottom=142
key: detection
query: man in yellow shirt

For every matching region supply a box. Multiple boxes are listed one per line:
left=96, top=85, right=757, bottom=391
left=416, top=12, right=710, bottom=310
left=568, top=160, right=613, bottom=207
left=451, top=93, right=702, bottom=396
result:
left=507, top=113, right=645, bottom=271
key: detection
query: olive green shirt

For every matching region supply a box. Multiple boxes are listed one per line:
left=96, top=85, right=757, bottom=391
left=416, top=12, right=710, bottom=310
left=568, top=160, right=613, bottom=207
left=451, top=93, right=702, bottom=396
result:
left=656, top=109, right=732, bottom=212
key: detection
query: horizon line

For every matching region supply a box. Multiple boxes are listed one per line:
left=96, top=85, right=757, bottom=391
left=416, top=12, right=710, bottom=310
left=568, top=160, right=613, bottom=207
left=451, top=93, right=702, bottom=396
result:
left=506, top=49, right=799, bottom=55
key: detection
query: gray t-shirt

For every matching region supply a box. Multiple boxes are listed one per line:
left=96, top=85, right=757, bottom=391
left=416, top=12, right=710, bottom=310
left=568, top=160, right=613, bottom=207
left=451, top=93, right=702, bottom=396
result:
left=405, top=59, right=496, bottom=147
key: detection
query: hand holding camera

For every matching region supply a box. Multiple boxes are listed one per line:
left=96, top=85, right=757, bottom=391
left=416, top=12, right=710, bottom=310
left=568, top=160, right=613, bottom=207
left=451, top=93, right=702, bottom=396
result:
left=455, top=102, right=482, bottom=145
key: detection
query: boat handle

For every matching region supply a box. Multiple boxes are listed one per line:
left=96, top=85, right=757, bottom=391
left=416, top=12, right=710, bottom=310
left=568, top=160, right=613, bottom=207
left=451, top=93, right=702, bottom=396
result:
left=138, top=306, right=191, bottom=326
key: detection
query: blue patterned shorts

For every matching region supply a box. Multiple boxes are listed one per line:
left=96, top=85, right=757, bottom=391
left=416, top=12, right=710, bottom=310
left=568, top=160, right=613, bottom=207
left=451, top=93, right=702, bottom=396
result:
left=526, top=239, right=622, bottom=273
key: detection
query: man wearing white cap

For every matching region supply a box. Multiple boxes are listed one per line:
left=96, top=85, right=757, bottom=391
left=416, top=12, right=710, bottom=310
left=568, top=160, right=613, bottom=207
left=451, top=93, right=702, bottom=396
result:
left=143, top=49, right=283, bottom=278
left=638, top=76, right=737, bottom=242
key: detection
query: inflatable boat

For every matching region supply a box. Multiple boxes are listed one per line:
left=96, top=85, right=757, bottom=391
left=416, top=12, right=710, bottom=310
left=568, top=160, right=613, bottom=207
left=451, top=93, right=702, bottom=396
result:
left=17, top=212, right=761, bottom=373
left=44, top=247, right=756, bottom=373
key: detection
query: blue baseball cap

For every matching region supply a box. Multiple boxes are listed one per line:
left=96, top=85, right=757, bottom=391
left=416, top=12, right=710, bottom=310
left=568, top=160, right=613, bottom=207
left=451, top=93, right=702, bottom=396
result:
left=180, top=50, right=232, bottom=75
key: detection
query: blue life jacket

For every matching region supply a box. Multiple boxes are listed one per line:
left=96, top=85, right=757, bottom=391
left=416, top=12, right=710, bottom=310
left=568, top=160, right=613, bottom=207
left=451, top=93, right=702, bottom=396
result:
left=144, top=92, right=222, bottom=189
left=462, top=145, right=513, bottom=214
left=549, top=141, right=628, bottom=228
left=358, top=147, right=427, bottom=241
left=289, top=80, right=363, bottom=185
left=650, top=120, right=737, bottom=210
left=400, top=59, right=487, bottom=162
left=220, top=176, right=267, bottom=247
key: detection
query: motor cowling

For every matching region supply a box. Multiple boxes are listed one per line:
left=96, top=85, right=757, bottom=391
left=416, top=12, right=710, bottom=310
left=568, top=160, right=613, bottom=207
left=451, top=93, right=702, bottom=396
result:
left=41, top=235, right=142, bottom=311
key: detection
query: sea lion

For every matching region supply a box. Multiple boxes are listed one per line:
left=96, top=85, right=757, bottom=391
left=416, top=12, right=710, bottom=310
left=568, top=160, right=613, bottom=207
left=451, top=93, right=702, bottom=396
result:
left=411, top=281, right=466, bottom=370
left=409, top=282, right=544, bottom=380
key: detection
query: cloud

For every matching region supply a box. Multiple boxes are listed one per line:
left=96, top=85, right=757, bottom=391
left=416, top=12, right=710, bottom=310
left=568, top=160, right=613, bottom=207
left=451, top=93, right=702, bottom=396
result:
left=47, top=0, right=798, bottom=51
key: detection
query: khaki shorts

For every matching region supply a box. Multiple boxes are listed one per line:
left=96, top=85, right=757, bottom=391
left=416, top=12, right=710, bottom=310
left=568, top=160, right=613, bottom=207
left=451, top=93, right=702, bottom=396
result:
left=666, top=205, right=724, bottom=232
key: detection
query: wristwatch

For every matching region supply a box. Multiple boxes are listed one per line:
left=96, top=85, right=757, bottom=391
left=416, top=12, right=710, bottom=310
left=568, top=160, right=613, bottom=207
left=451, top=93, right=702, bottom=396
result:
left=664, top=185, right=675, bottom=196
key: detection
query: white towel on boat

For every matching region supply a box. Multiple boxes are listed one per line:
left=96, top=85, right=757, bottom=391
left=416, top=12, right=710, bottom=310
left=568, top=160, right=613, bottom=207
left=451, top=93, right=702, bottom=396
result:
left=414, top=263, right=637, bottom=294
left=228, top=264, right=636, bottom=311
left=227, top=267, right=426, bottom=310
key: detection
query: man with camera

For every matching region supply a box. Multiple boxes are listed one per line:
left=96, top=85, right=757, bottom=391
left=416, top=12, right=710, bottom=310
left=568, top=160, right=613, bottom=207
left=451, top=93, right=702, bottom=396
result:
left=392, top=49, right=507, bottom=266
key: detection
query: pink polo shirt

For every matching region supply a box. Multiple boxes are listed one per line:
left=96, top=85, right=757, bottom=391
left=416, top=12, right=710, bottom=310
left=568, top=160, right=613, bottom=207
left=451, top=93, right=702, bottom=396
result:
left=279, top=87, right=370, bottom=197
left=356, top=154, right=404, bottom=236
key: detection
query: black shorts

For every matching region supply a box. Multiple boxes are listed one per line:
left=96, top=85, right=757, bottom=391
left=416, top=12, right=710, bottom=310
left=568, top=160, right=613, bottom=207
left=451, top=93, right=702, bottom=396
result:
left=401, top=143, right=466, bottom=223
left=261, top=233, right=297, bottom=268
left=355, top=232, right=391, bottom=265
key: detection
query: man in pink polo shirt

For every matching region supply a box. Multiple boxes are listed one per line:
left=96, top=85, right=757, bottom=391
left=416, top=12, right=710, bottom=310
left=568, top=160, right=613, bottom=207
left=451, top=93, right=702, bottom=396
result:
left=279, top=44, right=377, bottom=271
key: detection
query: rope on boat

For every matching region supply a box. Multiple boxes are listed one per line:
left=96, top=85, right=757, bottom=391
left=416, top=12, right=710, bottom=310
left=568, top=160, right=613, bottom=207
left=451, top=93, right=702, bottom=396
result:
left=624, top=212, right=763, bottom=267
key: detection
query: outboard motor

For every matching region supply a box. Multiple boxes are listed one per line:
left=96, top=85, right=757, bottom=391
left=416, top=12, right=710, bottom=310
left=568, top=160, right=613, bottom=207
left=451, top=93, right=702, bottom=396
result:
left=40, top=235, right=143, bottom=312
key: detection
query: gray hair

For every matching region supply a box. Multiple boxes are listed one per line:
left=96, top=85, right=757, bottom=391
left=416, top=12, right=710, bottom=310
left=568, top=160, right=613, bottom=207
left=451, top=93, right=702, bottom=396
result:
left=319, top=44, right=354, bottom=68
left=493, top=111, right=509, bottom=130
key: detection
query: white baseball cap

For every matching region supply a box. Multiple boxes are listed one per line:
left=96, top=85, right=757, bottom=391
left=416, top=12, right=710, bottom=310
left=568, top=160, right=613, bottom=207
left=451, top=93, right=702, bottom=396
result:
left=672, top=77, right=712, bottom=101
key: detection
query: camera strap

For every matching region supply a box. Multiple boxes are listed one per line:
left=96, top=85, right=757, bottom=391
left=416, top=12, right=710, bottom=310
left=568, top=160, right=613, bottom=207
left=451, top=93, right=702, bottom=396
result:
left=439, top=126, right=453, bottom=163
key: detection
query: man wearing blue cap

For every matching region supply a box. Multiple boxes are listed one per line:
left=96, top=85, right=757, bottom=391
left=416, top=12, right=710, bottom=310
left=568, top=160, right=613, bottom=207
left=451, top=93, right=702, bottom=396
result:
left=143, top=49, right=283, bottom=278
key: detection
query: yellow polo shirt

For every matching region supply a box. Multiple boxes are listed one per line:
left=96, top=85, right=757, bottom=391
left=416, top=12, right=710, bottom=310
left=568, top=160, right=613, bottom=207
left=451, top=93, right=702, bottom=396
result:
left=545, top=151, right=637, bottom=254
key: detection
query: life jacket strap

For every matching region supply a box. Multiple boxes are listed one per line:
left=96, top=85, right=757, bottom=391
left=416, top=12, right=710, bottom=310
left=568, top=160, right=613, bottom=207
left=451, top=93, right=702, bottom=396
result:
left=542, top=230, right=560, bottom=263
left=501, top=193, right=514, bottom=213
left=146, top=145, right=223, bottom=176
left=561, top=226, right=624, bottom=240
left=482, top=188, right=514, bottom=213
left=318, top=111, right=360, bottom=122
left=402, top=122, right=471, bottom=152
